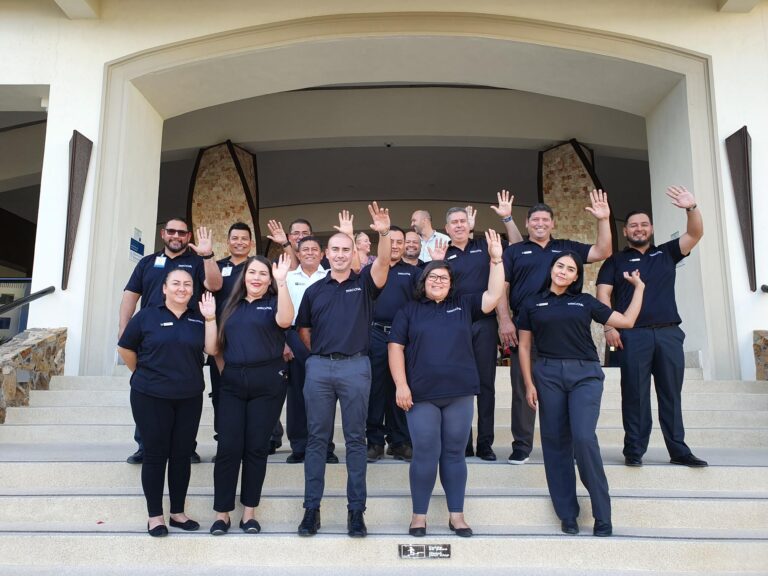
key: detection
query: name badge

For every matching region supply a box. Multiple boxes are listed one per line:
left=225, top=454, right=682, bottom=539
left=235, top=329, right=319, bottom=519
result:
left=154, top=256, right=167, bottom=268
left=222, top=266, right=233, bottom=277
left=447, top=254, right=457, bottom=260
left=160, top=322, right=173, bottom=327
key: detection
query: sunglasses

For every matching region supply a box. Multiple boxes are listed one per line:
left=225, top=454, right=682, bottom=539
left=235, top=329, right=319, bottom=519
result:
left=164, top=228, right=190, bottom=237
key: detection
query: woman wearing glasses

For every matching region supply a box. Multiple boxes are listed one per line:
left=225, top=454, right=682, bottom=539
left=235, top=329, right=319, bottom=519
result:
left=388, top=230, right=505, bottom=538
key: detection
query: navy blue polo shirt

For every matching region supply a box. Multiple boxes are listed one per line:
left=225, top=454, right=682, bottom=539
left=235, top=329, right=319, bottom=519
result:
left=124, top=249, right=207, bottom=309
left=516, top=292, right=613, bottom=362
left=373, top=260, right=421, bottom=323
left=214, top=256, right=246, bottom=315
left=296, top=266, right=382, bottom=355
left=221, top=294, right=286, bottom=365
left=390, top=294, right=484, bottom=402
left=445, top=237, right=508, bottom=299
left=597, top=239, right=686, bottom=327
left=503, top=238, right=592, bottom=315
left=117, top=305, right=206, bottom=399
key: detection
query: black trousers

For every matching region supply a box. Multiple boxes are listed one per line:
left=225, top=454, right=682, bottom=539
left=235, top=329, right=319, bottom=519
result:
left=130, top=388, right=202, bottom=518
left=213, top=359, right=288, bottom=512
left=366, top=325, right=410, bottom=448
left=467, top=315, right=498, bottom=450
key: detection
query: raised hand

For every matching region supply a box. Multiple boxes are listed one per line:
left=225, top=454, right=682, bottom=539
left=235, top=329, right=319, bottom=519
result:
left=427, top=237, right=449, bottom=261
left=333, top=210, right=355, bottom=237
left=490, top=189, right=514, bottom=219
left=266, top=220, right=288, bottom=245
left=367, top=201, right=391, bottom=234
left=198, top=291, right=216, bottom=319
left=485, top=228, right=504, bottom=260
left=188, top=226, right=213, bottom=256
left=622, top=269, right=644, bottom=288
left=584, top=189, right=610, bottom=221
left=666, top=185, right=697, bottom=210
left=465, top=205, right=477, bottom=231
left=272, top=253, right=291, bottom=283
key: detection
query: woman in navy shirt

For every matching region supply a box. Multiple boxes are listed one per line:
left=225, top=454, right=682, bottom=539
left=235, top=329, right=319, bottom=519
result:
left=517, top=251, right=644, bottom=537
left=389, top=229, right=505, bottom=538
left=208, top=254, right=293, bottom=535
left=117, top=269, right=218, bottom=537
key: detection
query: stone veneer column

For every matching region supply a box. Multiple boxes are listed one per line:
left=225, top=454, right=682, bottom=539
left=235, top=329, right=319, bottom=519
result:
left=754, top=331, right=768, bottom=381
left=540, top=140, right=616, bottom=363
left=188, top=141, right=260, bottom=259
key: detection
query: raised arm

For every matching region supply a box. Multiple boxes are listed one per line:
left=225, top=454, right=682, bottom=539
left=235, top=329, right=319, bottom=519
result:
left=189, top=227, right=223, bottom=291
left=272, top=254, right=295, bottom=328
left=585, top=189, right=612, bottom=263
left=267, top=219, right=299, bottom=270
left=388, top=342, right=413, bottom=412
left=666, top=185, right=703, bottom=255
left=491, top=189, right=523, bottom=244
left=367, top=201, right=392, bottom=288
left=605, top=271, right=645, bottom=329
left=481, top=229, right=505, bottom=314
left=198, top=291, right=219, bottom=356
left=334, top=210, right=361, bottom=273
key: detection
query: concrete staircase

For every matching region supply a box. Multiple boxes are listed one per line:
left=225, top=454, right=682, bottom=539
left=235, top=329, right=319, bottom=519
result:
left=0, top=368, right=766, bottom=575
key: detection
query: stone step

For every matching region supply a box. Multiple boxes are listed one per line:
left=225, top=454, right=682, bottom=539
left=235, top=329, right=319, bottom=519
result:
left=1, top=492, right=766, bottom=531
left=0, top=533, right=764, bottom=574
left=28, top=389, right=768, bottom=410
left=7, top=405, right=768, bottom=429
left=1, top=422, right=764, bottom=448
left=0, top=460, right=765, bottom=495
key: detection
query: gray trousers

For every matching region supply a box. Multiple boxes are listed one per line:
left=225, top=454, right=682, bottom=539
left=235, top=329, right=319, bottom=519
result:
left=303, top=354, right=371, bottom=511
left=509, top=334, right=538, bottom=455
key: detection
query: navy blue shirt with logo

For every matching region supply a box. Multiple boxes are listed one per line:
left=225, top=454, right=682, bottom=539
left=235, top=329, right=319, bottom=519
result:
left=597, top=239, right=686, bottom=327
left=516, top=292, right=613, bottom=362
left=296, top=266, right=382, bottom=356
left=389, top=294, right=484, bottom=402
left=373, top=260, right=421, bottom=323
left=221, top=294, right=286, bottom=365
left=124, top=249, right=207, bottom=309
left=214, top=256, right=246, bottom=315
left=503, top=238, right=592, bottom=315
left=118, top=305, right=206, bottom=399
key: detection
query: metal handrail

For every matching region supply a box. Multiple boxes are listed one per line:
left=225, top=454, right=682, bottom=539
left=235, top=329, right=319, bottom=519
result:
left=0, top=286, right=55, bottom=316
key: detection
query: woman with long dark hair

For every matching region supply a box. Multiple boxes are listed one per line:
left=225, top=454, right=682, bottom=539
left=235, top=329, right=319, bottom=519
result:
left=517, top=251, right=644, bottom=537
left=208, top=254, right=293, bottom=535
left=388, top=230, right=505, bottom=538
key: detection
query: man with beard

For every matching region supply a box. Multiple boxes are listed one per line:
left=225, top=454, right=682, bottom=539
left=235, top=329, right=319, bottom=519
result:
left=597, top=186, right=707, bottom=468
left=411, top=210, right=450, bottom=263
left=403, top=230, right=425, bottom=267
left=501, top=191, right=612, bottom=465
left=119, top=217, right=223, bottom=464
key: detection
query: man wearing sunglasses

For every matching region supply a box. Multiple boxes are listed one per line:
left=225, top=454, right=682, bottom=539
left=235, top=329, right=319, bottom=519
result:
left=119, top=216, right=223, bottom=464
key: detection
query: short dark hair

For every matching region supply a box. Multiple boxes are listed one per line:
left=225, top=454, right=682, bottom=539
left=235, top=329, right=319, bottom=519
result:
left=227, top=222, right=252, bottom=238
left=445, top=207, right=468, bottom=223
left=298, top=236, right=322, bottom=251
left=527, top=203, right=554, bottom=220
left=389, top=225, right=406, bottom=237
left=414, top=260, right=454, bottom=300
left=289, top=218, right=313, bottom=233
left=164, top=216, right=189, bottom=229
left=542, top=250, right=584, bottom=295
left=624, top=210, right=653, bottom=225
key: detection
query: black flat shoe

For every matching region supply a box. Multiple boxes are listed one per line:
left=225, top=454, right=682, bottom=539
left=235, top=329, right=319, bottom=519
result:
left=408, top=524, right=427, bottom=537
left=209, top=518, right=231, bottom=536
left=240, top=519, right=261, bottom=534
left=169, top=517, right=200, bottom=531
left=624, top=456, right=643, bottom=467
left=670, top=453, right=708, bottom=467
left=593, top=520, right=613, bottom=537
left=448, top=520, right=473, bottom=538
left=147, top=523, right=168, bottom=537
left=561, top=518, right=579, bottom=535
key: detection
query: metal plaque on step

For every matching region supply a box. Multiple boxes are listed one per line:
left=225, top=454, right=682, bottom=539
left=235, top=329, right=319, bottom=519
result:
left=398, top=544, right=451, bottom=559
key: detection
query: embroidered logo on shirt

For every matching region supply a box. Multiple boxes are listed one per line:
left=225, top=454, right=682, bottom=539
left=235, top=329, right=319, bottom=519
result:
left=397, top=272, right=411, bottom=276
left=536, top=302, right=549, bottom=307
left=567, top=302, right=584, bottom=307
left=446, top=307, right=462, bottom=313
left=629, top=258, right=641, bottom=262
left=177, top=264, right=193, bottom=269
left=649, top=251, right=662, bottom=257
left=256, top=306, right=273, bottom=311
left=346, top=287, right=362, bottom=293
left=447, top=255, right=457, bottom=260
left=187, top=318, right=204, bottom=324
left=469, top=249, right=483, bottom=254
left=550, top=250, right=562, bottom=253
left=160, top=322, right=174, bottom=326
left=522, top=250, right=532, bottom=254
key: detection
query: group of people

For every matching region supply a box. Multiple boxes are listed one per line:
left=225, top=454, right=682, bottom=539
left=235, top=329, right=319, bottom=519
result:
left=117, top=185, right=707, bottom=539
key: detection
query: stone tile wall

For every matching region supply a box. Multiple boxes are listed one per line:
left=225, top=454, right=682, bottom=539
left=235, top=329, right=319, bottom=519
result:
left=0, top=328, right=66, bottom=423
left=754, top=331, right=768, bottom=381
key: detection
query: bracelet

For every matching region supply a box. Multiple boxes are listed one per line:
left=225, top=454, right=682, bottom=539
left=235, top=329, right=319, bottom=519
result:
left=685, top=204, right=698, bottom=212
left=604, top=327, right=615, bottom=333
left=281, top=241, right=291, bottom=248
left=205, top=316, right=216, bottom=323
left=277, top=282, right=287, bottom=288
left=501, top=215, right=514, bottom=223
left=491, top=259, right=502, bottom=265
left=380, top=229, right=390, bottom=237
left=202, top=252, right=215, bottom=260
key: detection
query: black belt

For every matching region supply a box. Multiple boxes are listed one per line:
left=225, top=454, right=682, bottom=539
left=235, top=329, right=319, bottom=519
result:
left=315, top=352, right=365, bottom=361
left=371, top=322, right=392, bottom=334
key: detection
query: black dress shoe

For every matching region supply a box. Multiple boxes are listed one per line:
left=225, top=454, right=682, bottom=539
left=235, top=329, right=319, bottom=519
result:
left=670, top=453, right=708, bottom=467
left=169, top=517, right=200, bottom=531
left=408, top=524, right=427, bottom=537
left=126, top=450, right=144, bottom=464
left=286, top=452, right=305, bottom=464
left=209, top=518, right=231, bottom=536
left=476, top=446, right=497, bottom=461
left=147, top=523, right=168, bottom=537
left=593, top=520, right=612, bottom=537
left=240, top=519, right=261, bottom=534
left=367, top=444, right=384, bottom=462
left=326, top=452, right=339, bottom=464
left=391, top=444, right=413, bottom=462
left=298, top=508, right=320, bottom=536
left=448, top=521, right=473, bottom=537
left=561, top=518, right=579, bottom=535
left=624, top=456, right=643, bottom=467
left=347, top=510, right=367, bottom=538
left=190, top=451, right=201, bottom=464
left=269, top=440, right=282, bottom=455
left=465, top=446, right=475, bottom=458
